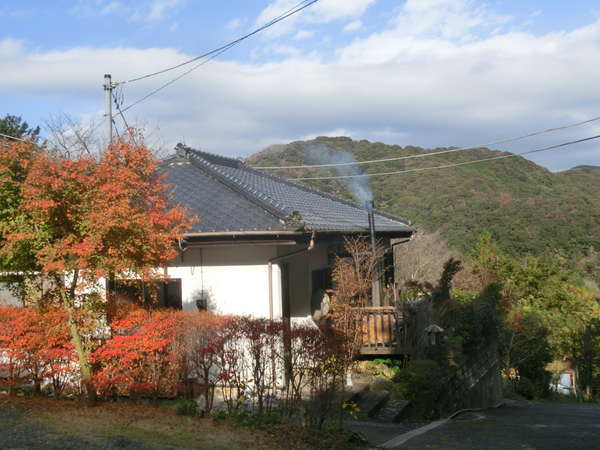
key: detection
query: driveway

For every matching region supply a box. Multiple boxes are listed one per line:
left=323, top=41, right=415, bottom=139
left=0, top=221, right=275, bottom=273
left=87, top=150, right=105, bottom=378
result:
left=398, top=400, right=600, bottom=449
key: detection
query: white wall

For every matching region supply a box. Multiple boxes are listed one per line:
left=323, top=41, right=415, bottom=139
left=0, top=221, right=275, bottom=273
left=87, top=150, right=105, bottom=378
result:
left=165, top=240, right=333, bottom=320
left=0, top=282, right=20, bottom=306
left=166, top=245, right=283, bottom=318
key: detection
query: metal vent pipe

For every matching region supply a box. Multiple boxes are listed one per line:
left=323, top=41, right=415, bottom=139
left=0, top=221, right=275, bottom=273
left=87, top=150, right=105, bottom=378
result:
left=365, top=200, right=381, bottom=306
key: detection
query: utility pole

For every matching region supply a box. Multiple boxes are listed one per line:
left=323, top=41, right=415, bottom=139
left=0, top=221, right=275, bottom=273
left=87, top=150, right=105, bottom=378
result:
left=103, top=74, right=114, bottom=144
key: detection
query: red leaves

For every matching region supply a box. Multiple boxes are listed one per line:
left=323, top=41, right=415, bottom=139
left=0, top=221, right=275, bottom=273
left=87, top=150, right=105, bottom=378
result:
left=0, top=306, right=76, bottom=393
left=1, top=138, right=194, bottom=281
left=91, top=308, right=185, bottom=398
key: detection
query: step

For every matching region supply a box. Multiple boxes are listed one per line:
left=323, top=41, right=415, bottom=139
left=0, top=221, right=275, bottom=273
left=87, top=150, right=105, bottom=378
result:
left=374, top=398, right=410, bottom=422
left=355, top=390, right=390, bottom=419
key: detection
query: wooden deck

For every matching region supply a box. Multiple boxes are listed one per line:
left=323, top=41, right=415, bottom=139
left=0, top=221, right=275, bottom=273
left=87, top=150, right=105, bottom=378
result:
left=356, top=306, right=413, bottom=356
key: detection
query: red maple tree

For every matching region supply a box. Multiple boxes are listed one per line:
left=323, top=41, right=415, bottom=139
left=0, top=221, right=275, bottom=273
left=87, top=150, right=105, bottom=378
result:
left=1, top=137, right=193, bottom=399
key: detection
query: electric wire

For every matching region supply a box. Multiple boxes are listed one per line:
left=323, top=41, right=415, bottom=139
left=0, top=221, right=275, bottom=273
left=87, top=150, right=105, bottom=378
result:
left=120, top=44, right=230, bottom=114
left=289, top=134, right=600, bottom=180
left=254, top=115, right=600, bottom=170
left=117, top=1, right=319, bottom=113
left=111, top=118, right=121, bottom=139
left=112, top=89, right=138, bottom=144
left=119, top=0, right=317, bottom=85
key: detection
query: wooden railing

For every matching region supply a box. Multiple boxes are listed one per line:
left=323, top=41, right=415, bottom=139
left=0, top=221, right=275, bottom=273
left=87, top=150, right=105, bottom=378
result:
left=355, top=306, right=413, bottom=355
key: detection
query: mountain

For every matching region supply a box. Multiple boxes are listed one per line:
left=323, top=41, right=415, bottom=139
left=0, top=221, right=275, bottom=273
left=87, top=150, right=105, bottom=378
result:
left=247, top=137, right=600, bottom=283
left=570, top=165, right=600, bottom=171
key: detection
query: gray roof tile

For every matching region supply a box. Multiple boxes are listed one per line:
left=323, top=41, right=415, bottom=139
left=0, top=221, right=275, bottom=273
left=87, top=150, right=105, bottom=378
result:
left=161, top=146, right=413, bottom=235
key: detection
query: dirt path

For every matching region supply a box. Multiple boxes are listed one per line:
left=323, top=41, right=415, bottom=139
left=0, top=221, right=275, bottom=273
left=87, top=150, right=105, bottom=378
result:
left=396, top=400, right=600, bottom=449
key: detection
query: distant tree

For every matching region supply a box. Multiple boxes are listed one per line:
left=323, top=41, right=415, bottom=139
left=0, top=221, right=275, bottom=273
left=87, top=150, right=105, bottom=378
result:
left=44, top=113, right=100, bottom=158
left=395, top=230, right=455, bottom=291
left=0, top=136, right=193, bottom=401
left=0, top=141, right=40, bottom=275
left=0, top=114, right=40, bottom=141
left=470, top=234, right=600, bottom=397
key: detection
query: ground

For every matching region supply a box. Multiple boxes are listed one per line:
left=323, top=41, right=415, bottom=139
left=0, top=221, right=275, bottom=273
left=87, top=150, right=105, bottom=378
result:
left=0, top=395, right=360, bottom=450
left=396, top=400, right=600, bottom=449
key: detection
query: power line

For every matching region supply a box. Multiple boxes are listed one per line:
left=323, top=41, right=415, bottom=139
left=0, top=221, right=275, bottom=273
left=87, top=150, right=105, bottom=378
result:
left=254, top=116, right=600, bottom=170
left=289, top=134, right=600, bottom=180
left=120, top=44, right=230, bottom=114
left=117, top=1, right=319, bottom=114
left=112, top=118, right=121, bottom=139
left=112, top=90, right=138, bottom=144
left=120, top=0, right=316, bottom=85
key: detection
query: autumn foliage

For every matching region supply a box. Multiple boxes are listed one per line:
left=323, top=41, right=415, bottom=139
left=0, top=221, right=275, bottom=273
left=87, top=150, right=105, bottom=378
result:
left=0, top=305, right=76, bottom=395
left=0, top=137, right=193, bottom=399
left=3, top=138, right=191, bottom=280
left=0, top=303, right=349, bottom=427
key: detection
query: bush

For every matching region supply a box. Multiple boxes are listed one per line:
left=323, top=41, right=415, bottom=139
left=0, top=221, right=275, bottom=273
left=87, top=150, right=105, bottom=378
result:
left=211, top=408, right=227, bottom=422
left=91, top=309, right=185, bottom=399
left=394, top=360, right=443, bottom=418
left=1, top=304, right=352, bottom=431
left=175, top=398, right=199, bottom=417
left=0, top=306, right=77, bottom=395
left=514, top=376, right=537, bottom=399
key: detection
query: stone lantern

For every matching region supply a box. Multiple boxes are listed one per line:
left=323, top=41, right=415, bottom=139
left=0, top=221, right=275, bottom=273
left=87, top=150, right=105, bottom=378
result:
left=424, top=324, right=444, bottom=345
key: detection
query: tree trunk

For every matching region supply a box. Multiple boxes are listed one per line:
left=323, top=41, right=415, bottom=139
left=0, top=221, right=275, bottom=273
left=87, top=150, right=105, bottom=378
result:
left=65, top=304, right=96, bottom=404
left=59, top=270, right=96, bottom=405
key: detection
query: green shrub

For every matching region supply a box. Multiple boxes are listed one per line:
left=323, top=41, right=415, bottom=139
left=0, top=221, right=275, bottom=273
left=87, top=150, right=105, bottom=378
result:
left=262, top=408, right=283, bottom=425
left=368, top=358, right=403, bottom=379
left=175, top=398, right=199, bottom=417
left=514, top=376, right=536, bottom=399
left=211, top=408, right=227, bottom=422
left=394, top=360, right=443, bottom=419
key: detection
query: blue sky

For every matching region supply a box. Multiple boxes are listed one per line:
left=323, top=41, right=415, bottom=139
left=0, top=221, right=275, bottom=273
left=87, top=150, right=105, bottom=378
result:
left=2, top=0, right=600, bottom=170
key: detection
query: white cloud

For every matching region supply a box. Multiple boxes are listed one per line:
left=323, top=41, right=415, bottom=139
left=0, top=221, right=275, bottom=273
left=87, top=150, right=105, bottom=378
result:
left=255, top=0, right=376, bottom=37
left=227, top=18, right=242, bottom=31
left=0, top=39, right=23, bottom=59
left=101, top=1, right=122, bottom=15
left=251, top=44, right=301, bottom=59
left=2, top=2, right=600, bottom=171
left=295, top=29, right=315, bottom=40
left=344, top=20, right=363, bottom=32
left=145, top=0, right=184, bottom=22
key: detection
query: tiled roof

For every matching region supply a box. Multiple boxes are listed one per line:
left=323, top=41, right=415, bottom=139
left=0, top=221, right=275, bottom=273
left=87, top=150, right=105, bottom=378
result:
left=161, top=146, right=413, bottom=235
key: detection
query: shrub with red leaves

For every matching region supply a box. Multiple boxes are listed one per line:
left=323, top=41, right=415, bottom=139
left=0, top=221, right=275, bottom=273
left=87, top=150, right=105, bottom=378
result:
left=91, top=308, right=185, bottom=399
left=0, top=306, right=76, bottom=395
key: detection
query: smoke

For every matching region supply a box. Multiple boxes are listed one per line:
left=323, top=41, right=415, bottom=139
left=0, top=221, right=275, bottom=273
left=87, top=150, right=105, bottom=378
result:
left=304, top=142, right=373, bottom=204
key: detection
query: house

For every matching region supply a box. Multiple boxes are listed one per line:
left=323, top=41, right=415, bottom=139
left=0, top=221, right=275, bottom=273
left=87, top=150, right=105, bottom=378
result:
left=151, top=145, right=414, bottom=325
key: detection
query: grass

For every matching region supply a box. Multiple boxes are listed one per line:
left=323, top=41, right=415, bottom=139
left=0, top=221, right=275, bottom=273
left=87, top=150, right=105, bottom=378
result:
left=0, top=394, right=366, bottom=449
left=0, top=395, right=283, bottom=449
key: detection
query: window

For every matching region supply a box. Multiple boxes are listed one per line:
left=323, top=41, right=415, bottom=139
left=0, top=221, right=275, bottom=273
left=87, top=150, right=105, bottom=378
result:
left=107, top=279, right=182, bottom=310
left=311, top=268, right=332, bottom=313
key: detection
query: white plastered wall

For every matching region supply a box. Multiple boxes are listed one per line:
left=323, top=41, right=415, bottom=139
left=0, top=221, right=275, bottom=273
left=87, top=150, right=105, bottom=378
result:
left=166, top=244, right=283, bottom=318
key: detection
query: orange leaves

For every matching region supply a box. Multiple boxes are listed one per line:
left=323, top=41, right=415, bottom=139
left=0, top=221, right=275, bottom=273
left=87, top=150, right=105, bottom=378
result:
left=91, top=308, right=186, bottom=398
left=1, top=137, right=194, bottom=281
left=0, top=306, right=76, bottom=393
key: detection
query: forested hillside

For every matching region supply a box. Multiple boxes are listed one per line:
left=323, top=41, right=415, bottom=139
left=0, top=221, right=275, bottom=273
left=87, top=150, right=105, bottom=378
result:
left=247, top=137, right=599, bottom=284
